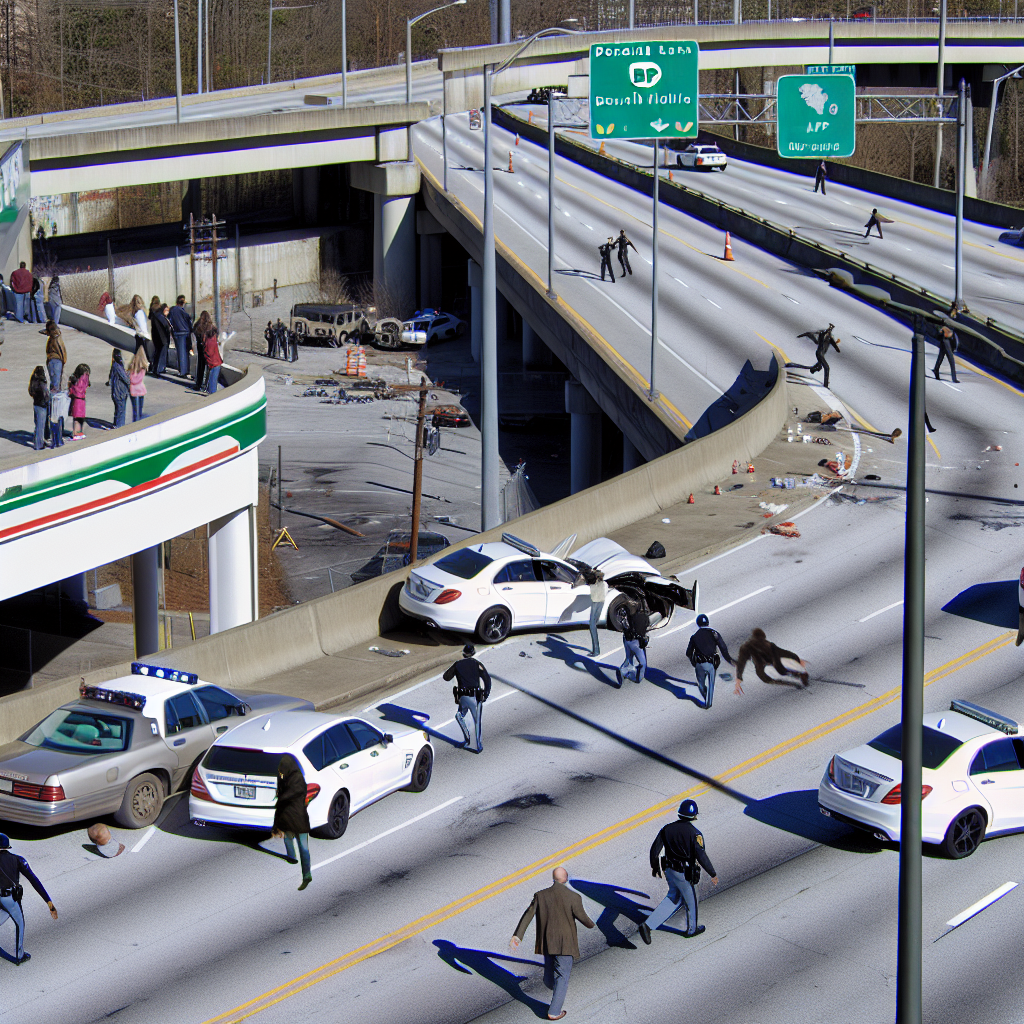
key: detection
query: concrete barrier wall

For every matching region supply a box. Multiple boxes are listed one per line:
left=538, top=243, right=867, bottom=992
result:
left=496, top=107, right=1024, bottom=388
left=691, top=131, right=1024, bottom=230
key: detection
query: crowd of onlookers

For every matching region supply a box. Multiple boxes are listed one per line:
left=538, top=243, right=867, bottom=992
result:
left=13, top=275, right=229, bottom=453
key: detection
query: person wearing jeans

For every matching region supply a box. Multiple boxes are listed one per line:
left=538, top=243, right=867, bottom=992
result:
left=685, top=614, right=734, bottom=710
left=10, top=262, right=32, bottom=323
left=44, top=321, right=66, bottom=390
left=204, top=326, right=225, bottom=394
left=272, top=754, right=313, bottom=891
left=29, top=366, right=49, bottom=450
left=586, top=570, right=607, bottom=656
left=616, top=601, right=650, bottom=686
left=127, top=349, right=148, bottom=421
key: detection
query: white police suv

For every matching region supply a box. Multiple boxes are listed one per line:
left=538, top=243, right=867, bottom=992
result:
left=819, top=699, right=1024, bottom=858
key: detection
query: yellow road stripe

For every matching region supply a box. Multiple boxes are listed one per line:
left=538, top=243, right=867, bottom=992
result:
left=928, top=435, right=942, bottom=459
left=756, top=332, right=790, bottom=364
left=201, top=630, right=1015, bottom=1024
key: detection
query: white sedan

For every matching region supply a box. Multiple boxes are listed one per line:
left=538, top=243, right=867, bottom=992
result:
left=401, top=310, right=467, bottom=344
left=818, top=699, right=1024, bottom=858
left=398, top=532, right=698, bottom=644
left=675, top=144, right=727, bottom=171
left=189, top=711, right=433, bottom=838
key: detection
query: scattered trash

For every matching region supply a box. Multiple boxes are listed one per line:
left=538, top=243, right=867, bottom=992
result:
left=645, top=541, right=667, bottom=559
left=519, top=651, right=532, bottom=658
left=759, top=501, right=789, bottom=515
left=985, top=446, right=1002, bottom=452
left=747, top=462, right=755, bottom=473
left=730, top=483, right=743, bottom=491
left=661, top=517, right=671, bottom=524
left=802, top=435, right=811, bottom=443
left=824, top=460, right=848, bottom=477
left=767, top=521, right=801, bottom=538
left=368, top=647, right=410, bottom=657
left=770, top=478, right=797, bottom=489
left=814, top=437, right=833, bottom=446
left=732, top=460, right=740, bottom=474
left=864, top=474, right=881, bottom=480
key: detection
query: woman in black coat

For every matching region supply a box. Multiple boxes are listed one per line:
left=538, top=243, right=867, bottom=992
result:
left=149, top=297, right=172, bottom=376
left=272, top=754, right=312, bottom=889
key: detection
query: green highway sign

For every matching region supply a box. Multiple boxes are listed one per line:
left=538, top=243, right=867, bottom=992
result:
left=776, top=73, right=856, bottom=159
left=804, top=64, right=857, bottom=81
left=589, top=41, right=699, bottom=140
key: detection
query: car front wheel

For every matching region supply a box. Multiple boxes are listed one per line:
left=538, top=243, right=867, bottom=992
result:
left=405, top=747, right=434, bottom=792
left=606, top=595, right=630, bottom=632
left=476, top=606, right=511, bottom=644
left=312, top=790, right=350, bottom=839
left=942, top=808, right=986, bottom=858
left=115, top=772, right=165, bottom=828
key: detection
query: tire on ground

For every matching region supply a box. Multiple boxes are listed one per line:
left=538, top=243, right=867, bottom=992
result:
left=114, top=772, right=165, bottom=828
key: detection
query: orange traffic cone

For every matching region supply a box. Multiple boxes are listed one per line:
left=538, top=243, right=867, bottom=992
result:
left=732, top=460, right=739, bottom=474
left=714, top=484, right=721, bottom=495
left=515, top=133, right=520, bottom=146
left=598, top=141, right=606, bottom=156
left=508, top=151, right=514, bottom=173
left=747, top=462, right=755, bottom=474
left=668, top=170, right=674, bottom=182
left=687, top=493, right=695, bottom=504
left=528, top=111, right=533, bottom=123
left=724, top=231, right=735, bottom=261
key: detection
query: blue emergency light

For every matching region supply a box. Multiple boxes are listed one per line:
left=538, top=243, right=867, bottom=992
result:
left=131, top=662, right=200, bottom=685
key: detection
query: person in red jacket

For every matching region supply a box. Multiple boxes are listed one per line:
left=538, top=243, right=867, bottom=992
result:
left=10, top=261, right=32, bottom=323
left=204, top=324, right=225, bottom=394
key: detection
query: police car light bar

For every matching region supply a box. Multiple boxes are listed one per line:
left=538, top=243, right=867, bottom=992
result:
left=80, top=685, right=146, bottom=711
left=501, top=532, right=541, bottom=558
left=131, top=662, right=200, bottom=685
left=950, top=699, right=1018, bottom=735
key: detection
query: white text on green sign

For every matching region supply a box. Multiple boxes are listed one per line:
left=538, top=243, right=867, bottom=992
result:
left=805, top=64, right=857, bottom=79
left=589, top=42, right=699, bottom=140
left=776, top=73, right=856, bottom=158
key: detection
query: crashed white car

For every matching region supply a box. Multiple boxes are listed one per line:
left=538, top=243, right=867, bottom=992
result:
left=675, top=143, right=727, bottom=171
left=398, top=532, right=698, bottom=644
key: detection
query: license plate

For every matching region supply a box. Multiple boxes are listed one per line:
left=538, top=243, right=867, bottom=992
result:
left=234, top=785, right=256, bottom=800
left=0, top=779, right=11, bottom=794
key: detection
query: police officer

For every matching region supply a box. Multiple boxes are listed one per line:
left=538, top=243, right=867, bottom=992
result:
left=638, top=800, right=717, bottom=944
left=685, top=613, right=734, bottom=710
left=598, top=238, right=616, bottom=283
left=0, top=833, right=58, bottom=965
left=443, top=644, right=491, bottom=753
left=264, top=321, right=277, bottom=358
left=615, top=229, right=638, bottom=276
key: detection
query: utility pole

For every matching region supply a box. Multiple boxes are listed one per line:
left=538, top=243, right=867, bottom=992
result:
left=185, top=213, right=227, bottom=326
left=188, top=213, right=197, bottom=318
left=173, top=0, right=182, bottom=123
left=649, top=141, right=660, bottom=401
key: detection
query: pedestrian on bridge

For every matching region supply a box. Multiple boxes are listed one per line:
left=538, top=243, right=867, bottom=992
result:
left=204, top=323, right=226, bottom=394
left=638, top=800, right=717, bottom=945
left=271, top=754, right=313, bottom=891
left=616, top=229, right=637, bottom=275
left=444, top=643, right=491, bottom=753
left=510, top=866, right=595, bottom=1021
left=10, top=262, right=32, bottom=323
left=68, top=363, right=91, bottom=439
left=734, top=627, right=808, bottom=693
left=127, top=348, right=148, bottom=421
left=813, top=160, right=828, bottom=194
left=47, top=276, right=62, bottom=325
left=168, top=295, right=193, bottom=377
left=864, top=208, right=884, bottom=239
left=933, top=324, right=959, bottom=384
left=107, top=349, right=130, bottom=429
left=598, top=238, right=616, bottom=283
left=28, top=366, right=50, bottom=451
left=130, top=295, right=153, bottom=364
left=264, top=321, right=277, bottom=359
left=43, top=321, right=66, bottom=391
left=0, top=832, right=58, bottom=965
left=192, top=311, right=211, bottom=391
left=686, top=614, right=734, bottom=710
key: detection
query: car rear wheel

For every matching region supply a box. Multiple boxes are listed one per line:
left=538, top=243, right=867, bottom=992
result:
left=606, top=595, right=631, bottom=632
left=312, top=790, right=350, bottom=840
left=476, top=606, right=511, bottom=644
left=115, top=772, right=165, bottom=828
left=405, top=747, right=433, bottom=792
left=942, top=808, right=986, bottom=858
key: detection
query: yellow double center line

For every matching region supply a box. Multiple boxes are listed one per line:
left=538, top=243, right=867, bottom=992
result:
left=202, top=630, right=1015, bottom=1024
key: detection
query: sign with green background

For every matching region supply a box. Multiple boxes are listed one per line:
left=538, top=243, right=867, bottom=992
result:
left=776, top=73, right=856, bottom=159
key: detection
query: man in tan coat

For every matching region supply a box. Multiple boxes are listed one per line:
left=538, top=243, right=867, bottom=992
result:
left=510, top=866, right=595, bottom=1021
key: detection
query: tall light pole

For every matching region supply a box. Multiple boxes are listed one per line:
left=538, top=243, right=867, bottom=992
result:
left=341, top=0, right=347, bottom=107
left=933, top=0, right=947, bottom=187
left=547, top=88, right=557, bottom=297
left=268, top=1, right=315, bottom=86
left=197, top=0, right=204, bottom=93
left=173, top=0, right=182, bottom=123
left=954, top=78, right=966, bottom=310
left=650, top=141, right=660, bottom=400
left=481, top=26, right=577, bottom=529
left=407, top=0, right=465, bottom=105
left=981, top=64, right=1023, bottom=195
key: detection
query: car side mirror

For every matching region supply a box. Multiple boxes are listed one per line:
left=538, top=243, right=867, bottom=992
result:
left=383, top=733, right=394, bottom=747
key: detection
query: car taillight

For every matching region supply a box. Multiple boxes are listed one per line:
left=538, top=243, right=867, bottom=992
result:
left=12, top=782, right=65, bottom=802
left=827, top=756, right=835, bottom=782
left=190, top=772, right=214, bottom=802
left=881, top=784, right=932, bottom=805
left=434, top=589, right=462, bottom=605
left=305, top=783, right=321, bottom=806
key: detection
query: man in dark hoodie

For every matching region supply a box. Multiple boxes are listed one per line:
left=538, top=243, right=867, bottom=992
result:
left=271, top=754, right=312, bottom=890
left=734, top=628, right=808, bottom=693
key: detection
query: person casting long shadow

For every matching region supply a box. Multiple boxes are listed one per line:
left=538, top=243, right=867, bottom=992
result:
left=433, top=939, right=550, bottom=1017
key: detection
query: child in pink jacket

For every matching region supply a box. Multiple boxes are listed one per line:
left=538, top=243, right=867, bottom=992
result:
left=68, top=363, right=91, bottom=438
left=127, top=348, right=148, bottom=421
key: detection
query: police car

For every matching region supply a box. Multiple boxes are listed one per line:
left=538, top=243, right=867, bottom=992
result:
left=398, top=532, right=698, bottom=644
left=819, top=699, right=1024, bottom=858
left=401, top=309, right=467, bottom=344
left=189, top=711, right=433, bottom=838
left=675, top=143, right=728, bottom=171
left=0, top=664, right=312, bottom=829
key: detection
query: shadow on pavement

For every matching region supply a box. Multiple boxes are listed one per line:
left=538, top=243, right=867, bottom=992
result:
left=743, top=789, right=882, bottom=853
left=941, top=580, right=1019, bottom=630
left=645, top=667, right=704, bottom=706
left=433, top=939, right=550, bottom=1018
left=376, top=702, right=464, bottom=748
left=513, top=733, right=586, bottom=751
left=537, top=635, right=619, bottom=687
left=570, top=878, right=652, bottom=949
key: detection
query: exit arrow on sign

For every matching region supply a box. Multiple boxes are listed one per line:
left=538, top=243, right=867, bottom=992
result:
left=650, top=118, right=669, bottom=132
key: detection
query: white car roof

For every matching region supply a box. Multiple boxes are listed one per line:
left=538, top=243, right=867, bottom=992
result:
left=92, top=675, right=215, bottom=706
left=923, top=710, right=1001, bottom=744
left=217, top=710, right=340, bottom=749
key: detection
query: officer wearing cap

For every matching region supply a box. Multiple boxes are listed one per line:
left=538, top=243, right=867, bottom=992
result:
left=638, top=800, right=717, bottom=944
left=686, top=614, right=733, bottom=710
left=0, top=833, right=58, bottom=965
left=443, top=644, right=491, bottom=753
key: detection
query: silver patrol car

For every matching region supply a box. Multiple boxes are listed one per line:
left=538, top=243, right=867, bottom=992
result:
left=0, top=663, right=313, bottom=830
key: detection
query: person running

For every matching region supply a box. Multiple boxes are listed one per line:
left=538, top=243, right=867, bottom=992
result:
left=864, top=208, right=884, bottom=239
left=598, top=238, right=616, bottom=283
left=791, top=324, right=841, bottom=390
left=734, top=628, right=808, bottom=693
left=616, top=229, right=638, bottom=275
left=813, top=160, right=827, bottom=194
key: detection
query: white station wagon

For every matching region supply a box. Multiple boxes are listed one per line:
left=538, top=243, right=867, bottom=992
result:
left=189, top=711, right=434, bottom=839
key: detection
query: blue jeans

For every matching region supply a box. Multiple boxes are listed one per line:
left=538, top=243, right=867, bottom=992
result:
left=33, top=295, right=45, bottom=322
left=283, top=831, right=311, bottom=879
left=543, top=954, right=573, bottom=1017
left=456, top=695, right=483, bottom=751
left=588, top=602, right=601, bottom=655
left=46, top=358, right=63, bottom=389
left=131, top=396, right=144, bottom=420
left=206, top=365, right=225, bottom=393
left=51, top=302, right=61, bottom=325
left=50, top=416, right=65, bottom=447
left=621, top=639, right=647, bottom=683
left=33, top=405, right=48, bottom=449
left=694, top=661, right=716, bottom=708
left=173, top=332, right=190, bottom=374
left=645, top=867, right=699, bottom=935
left=113, top=397, right=127, bottom=428
left=13, top=291, right=25, bottom=322
left=0, top=893, right=26, bottom=960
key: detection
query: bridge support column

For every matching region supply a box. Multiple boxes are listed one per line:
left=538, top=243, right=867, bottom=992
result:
left=522, top=321, right=543, bottom=370
left=468, top=259, right=482, bottom=363
left=623, top=437, right=645, bottom=472
left=565, top=379, right=602, bottom=494
left=417, top=211, right=445, bottom=310
left=496, top=291, right=508, bottom=346
left=208, top=505, right=258, bottom=635
left=132, top=546, right=160, bottom=658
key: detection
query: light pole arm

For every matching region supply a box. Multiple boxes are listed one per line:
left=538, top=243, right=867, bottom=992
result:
left=407, top=0, right=465, bottom=105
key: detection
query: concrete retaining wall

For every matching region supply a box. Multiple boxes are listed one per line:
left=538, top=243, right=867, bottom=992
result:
left=496, top=106, right=1024, bottom=388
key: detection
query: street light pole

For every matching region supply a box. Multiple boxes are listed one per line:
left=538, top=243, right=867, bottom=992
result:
left=955, top=78, right=966, bottom=310
left=481, top=65, right=499, bottom=530
left=198, top=0, right=204, bottom=93
left=981, top=64, right=1022, bottom=197
left=407, top=0, right=467, bottom=106
left=173, top=0, right=182, bottom=124
left=933, top=0, right=947, bottom=187
left=650, top=141, right=660, bottom=401
left=266, top=0, right=273, bottom=86
left=341, top=0, right=347, bottom=108
left=548, top=88, right=556, bottom=298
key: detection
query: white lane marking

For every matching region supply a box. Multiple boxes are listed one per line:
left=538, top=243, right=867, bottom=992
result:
left=783, top=295, right=800, bottom=304
left=941, top=381, right=964, bottom=392
left=363, top=674, right=440, bottom=711
left=131, top=825, right=158, bottom=853
left=706, top=298, right=722, bottom=308
left=586, top=224, right=594, bottom=230
left=312, top=796, right=464, bottom=872
left=773, top=200, right=788, bottom=205
left=671, top=275, right=689, bottom=288
left=636, top=585, right=776, bottom=647
left=858, top=600, right=904, bottom=623
left=942, top=264, right=955, bottom=269
left=935, top=882, right=1018, bottom=941
left=436, top=686, right=517, bottom=729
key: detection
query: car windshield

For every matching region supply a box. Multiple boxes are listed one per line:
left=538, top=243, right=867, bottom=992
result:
left=868, top=724, right=963, bottom=769
left=434, top=548, right=494, bottom=580
left=23, top=709, right=132, bottom=754
left=204, top=746, right=285, bottom=777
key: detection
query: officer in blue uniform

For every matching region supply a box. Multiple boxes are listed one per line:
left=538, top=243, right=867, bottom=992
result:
left=443, top=644, right=492, bottom=753
left=0, top=833, right=58, bottom=965
left=638, top=800, right=717, bottom=944
left=686, top=613, right=734, bottom=709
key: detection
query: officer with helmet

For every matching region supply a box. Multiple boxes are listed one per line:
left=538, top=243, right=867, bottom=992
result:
left=0, top=832, right=58, bottom=965
left=443, top=644, right=492, bottom=753
left=685, top=613, right=733, bottom=709
left=638, top=800, right=717, bottom=944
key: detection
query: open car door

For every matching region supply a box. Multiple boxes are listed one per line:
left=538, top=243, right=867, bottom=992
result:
left=606, top=572, right=699, bottom=630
